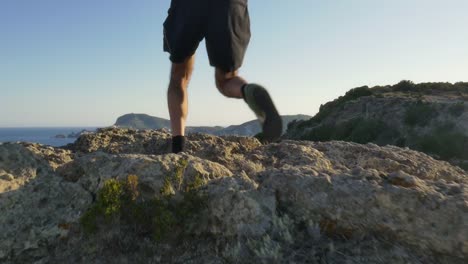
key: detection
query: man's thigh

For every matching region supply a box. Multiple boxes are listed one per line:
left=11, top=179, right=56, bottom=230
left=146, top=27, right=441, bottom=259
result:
left=205, top=0, right=251, bottom=72
left=163, top=0, right=207, bottom=63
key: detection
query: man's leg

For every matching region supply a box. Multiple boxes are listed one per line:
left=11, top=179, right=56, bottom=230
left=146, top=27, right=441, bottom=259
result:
left=167, top=55, right=195, bottom=152
left=205, top=1, right=282, bottom=143
left=215, top=68, right=282, bottom=143
left=215, top=69, right=246, bottom=99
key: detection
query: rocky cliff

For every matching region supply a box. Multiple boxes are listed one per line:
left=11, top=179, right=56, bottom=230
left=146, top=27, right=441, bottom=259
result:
left=285, top=81, right=468, bottom=171
left=0, top=127, right=467, bottom=263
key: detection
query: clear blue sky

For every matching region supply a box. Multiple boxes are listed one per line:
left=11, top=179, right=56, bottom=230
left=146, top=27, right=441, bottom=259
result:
left=1, top=0, right=467, bottom=127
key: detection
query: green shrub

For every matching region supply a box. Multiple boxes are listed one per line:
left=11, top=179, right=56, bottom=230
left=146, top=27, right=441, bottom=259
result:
left=348, top=119, right=387, bottom=144
left=415, top=124, right=468, bottom=160
left=80, top=177, right=131, bottom=234
left=306, top=86, right=374, bottom=124
left=302, top=118, right=400, bottom=145
left=394, top=80, right=416, bottom=92
left=448, top=102, right=465, bottom=117
left=454, top=82, right=468, bottom=93
left=404, top=101, right=438, bottom=126
left=395, top=137, right=406, bottom=147
left=459, top=162, right=468, bottom=171
left=303, top=124, right=334, bottom=142
left=330, top=119, right=357, bottom=140
left=98, top=179, right=125, bottom=217
left=344, top=86, right=373, bottom=100
left=80, top=167, right=206, bottom=241
left=389, top=81, right=468, bottom=94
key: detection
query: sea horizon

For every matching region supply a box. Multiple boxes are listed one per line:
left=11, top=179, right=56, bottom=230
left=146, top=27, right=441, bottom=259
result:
left=0, top=127, right=99, bottom=147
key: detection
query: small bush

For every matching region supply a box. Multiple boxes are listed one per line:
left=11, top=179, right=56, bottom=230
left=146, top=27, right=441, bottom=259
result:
left=343, top=86, right=373, bottom=100
left=302, top=118, right=401, bottom=145
left=459, top=162, right=468, bottom=172
left=415, top=124, right=468, bottom=160
left=80, top=177, right=130, bottom=234
left=303, top=124, right=334, bottom=142
left=80, top=168, right=206, bottom=241
left=404, top=101, right=438, bottom=126
left=454, top=82, right=468, bottom=93
left=448, top=102, right=465, bottom=117
left=394, top=80, right=416, bottom=92
left=348, top=119, right=387, bottom=144
left=330, top=119, right=357, bottom=140
left=307, top=86, right=373, bottom=124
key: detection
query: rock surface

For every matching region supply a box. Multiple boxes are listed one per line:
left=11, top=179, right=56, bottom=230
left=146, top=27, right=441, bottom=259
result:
left=0, top=128, right=467, bottom=263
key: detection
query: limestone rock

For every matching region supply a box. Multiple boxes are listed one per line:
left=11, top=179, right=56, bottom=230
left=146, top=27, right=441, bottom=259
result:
left=0, top=143, right=91, bottom=263
left=0, top=128, right=467, bottom=263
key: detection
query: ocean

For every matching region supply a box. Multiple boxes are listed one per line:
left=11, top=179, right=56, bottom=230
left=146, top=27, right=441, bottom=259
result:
left=0, top=127, right=97, bottom=147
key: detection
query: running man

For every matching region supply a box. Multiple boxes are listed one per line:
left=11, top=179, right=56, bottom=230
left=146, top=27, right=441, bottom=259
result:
left=164, top=0, right=282, bottom=153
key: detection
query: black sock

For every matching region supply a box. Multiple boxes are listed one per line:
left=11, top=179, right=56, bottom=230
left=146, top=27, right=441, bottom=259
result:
left=172, top=135, right=185, bottom=153
left=241, top=84, right=248, bottom=100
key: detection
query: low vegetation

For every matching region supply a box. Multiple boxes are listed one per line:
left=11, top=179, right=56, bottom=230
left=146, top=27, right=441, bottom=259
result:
left=413, top=123, right=468, bottom=160
left=291, top=86, right=374, bottom=132
left=289, top=81, right=468, bottom=137
left=404, top=101, right=439, bottom=126
left=80, top=160, right=206, bottom=241
left=302, top=117, right=402, bottom=145
left=388, top=80, right=468, bottom=94
left=448, top=102, right=465, bottom=117
left=301, top=119, right=467, bottom=170
left=285, top=80, right=468, bottom=172
left=393, top=80, right=416, bottom=92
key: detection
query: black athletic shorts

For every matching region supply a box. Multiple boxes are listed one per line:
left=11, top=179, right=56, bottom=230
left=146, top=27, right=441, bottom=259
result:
left=163, top=0, right=251, bottom=72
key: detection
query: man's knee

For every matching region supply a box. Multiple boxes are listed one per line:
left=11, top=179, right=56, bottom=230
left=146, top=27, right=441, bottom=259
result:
left=215, top=69, right=238, bottom=93
left=169, top=57, right=195, bottom=89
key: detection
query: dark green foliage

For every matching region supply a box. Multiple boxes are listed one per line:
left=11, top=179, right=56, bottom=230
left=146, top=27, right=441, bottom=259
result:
left=395, top=137, right=406, bottom=147
left=294, top=118, right=319, bottom=131
left=80, top=170, right=206, bottom=241
left=254, top=132, right=265, bottom=143
left=448, top=102, right=465, bottom=117
left=289, top=81, right=468, bottom=134
left=348, top=119, right=388, bottom=144
left=459, top=162, right=468, bottom=171
left=286, top=120, right=295, bottom=131
left=303, top=124, right=334, bottom=141
left=80, top=179, right=127, bottom=233
left=390, top=81, right=468, bottom=94
left=344, top=86, right=373, bottom=99
left=310, top=86, right=373, bottom=123
left=404, top=101, right=438, bottom=126
left=151, top=176, right=206, bottom=241
left=394, top=80, right=416, bottom=92
left=454, top=82, right=468, bottom=93
left=415, top=123, right=468, bottom=160
left=149, top=199, right=176, bottom=240
left=302, top=118, right=400, bottom=145
left=286, top=119, right=307, bottom=133
left=80, top=204, right=102, bottom=234
left=312, top=106, right=332, bottom=123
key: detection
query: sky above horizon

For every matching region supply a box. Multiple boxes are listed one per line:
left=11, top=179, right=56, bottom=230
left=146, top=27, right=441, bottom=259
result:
left=1, top=0, right=468, bottom=127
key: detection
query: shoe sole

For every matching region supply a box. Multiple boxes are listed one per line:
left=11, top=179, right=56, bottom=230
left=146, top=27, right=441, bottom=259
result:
left=252, top=86, right=282, bottom=143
